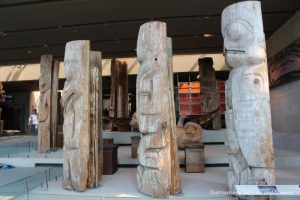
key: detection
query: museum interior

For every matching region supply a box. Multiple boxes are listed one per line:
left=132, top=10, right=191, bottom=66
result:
left=0, top=0, right=299, bottom=199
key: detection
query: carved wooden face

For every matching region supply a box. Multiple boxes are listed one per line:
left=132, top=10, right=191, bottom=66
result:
left=221, top=1, right=266, bottom=67
left=138, top=67, right=162, bottom=133
left=137, top=22, right=168, bottom=133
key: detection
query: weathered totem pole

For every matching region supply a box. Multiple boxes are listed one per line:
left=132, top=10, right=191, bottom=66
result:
left=0, top=82, right=5, bottom=102
left=62, top=40, right=102, bottom=191
left=221, top=1, right=275, bottom=191
left=109, top=58, right=129, bottom=131
left=0, top=83, right=4, bottom=136
left=136, top=21, right=181, bottom=198
left=0, top=108, right=3, bottom=137
left=198, top=57, right=221, bottom=129
left=38, top=55, right=59, bottom=152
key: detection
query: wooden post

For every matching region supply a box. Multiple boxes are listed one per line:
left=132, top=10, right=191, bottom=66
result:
left=0, top=107, right=3, bottom=137
left=136, top=21, right=181, bottom=198
left=167, top=37, right=181, bottom=195
left=51, top=60, right=59, bottom=148
left=62, top=40, right=102, bottom=192
left=222, top=1, right=275, bottom=191
left=0, top=82, right=5, bottom=102
left=109, top=58, right=129, bottom=131
left=38, top=55, right=59, bottom=152
left=213, top=80, right=221, bottom=130
left=88, top=51, right=102, bottom=187
left=198, top=57, right=221, bottom=129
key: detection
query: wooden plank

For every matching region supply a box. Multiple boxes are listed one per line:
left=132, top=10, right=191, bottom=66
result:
left=88, top=50, right=102, bottom=188
left=167, top=37, right=181, bottom=195
left=38, top=55, right=52, bottom=153
left=50, top=60, right=59, bottom=148
left=109, top=58, right=129, bottom=131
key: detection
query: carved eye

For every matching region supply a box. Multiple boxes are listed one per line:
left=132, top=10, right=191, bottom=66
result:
left=226, top=22, right=249, bottom=41
left=254, top=78, right=259, bottom=84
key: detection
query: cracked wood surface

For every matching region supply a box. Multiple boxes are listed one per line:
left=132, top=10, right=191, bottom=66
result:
left=221, top=1, right=275, bottom=191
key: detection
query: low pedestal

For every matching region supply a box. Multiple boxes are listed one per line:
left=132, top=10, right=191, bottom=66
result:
left=103, top=138, right=114, bottom=146
left=131, top=136, right=140, bottom=158
left=103, top=144, right=118, bottom=175
left=185, top=143, right=205, bottom=173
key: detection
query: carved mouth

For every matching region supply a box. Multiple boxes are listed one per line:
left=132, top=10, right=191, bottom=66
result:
left=225, top=48, right=246, bottom=54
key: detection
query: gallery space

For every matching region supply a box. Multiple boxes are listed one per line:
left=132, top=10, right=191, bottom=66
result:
left=0, top=0, right=300, bottom=199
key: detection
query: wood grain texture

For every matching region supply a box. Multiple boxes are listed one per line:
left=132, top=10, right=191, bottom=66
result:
left=0, top=82, right=4, bottom=102
left=268, top=38, right=300, bottom=88
left=51, top=60, right=59, bottom=148
left=198, top=57, right=217, bottom=113
left=38, top=55, right=59, bottom=152
left=109, top=58, right=129, bottom=131
left=136, top=21, right=181, bottom=198
left=131, top=113, right=202, bottom=148
left=212, top=80, right=221, bottom=130
left=167, top=37, right=181, bottom=195
left=62, top=40, right=102, bottom=192
left=38, top=55, right=52, bottom=153
left=185, top=145, right=205, bottom=173
left=0, top=108, right=3, bottom=136
left=88, top=51, right=102, bottom=188
left=221, top=1, right=275, bottom=191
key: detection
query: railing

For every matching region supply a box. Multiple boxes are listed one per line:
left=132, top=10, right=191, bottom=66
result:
left=0, top=142, right=37, bottom=157
left=0, top=167, right=62, bottom=200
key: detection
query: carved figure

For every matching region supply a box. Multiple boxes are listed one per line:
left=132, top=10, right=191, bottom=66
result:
left=136, top=21, right=181, bottom=198
left=62, top=40, right=102, bottom=191
left=130, top=113, right=202, bottom=148
left=38, top=55, right=59, bottom=152
left=221, top=1, right=275, bottom=191
left=176, top=116, right=202, bottom=148
left=129, top=112, right=139, bottom=131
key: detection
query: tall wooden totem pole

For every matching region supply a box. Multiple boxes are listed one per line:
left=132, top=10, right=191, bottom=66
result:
left=0, top=82, right=4, bottom=137
left=136, top=21, right=181, bottom=198
left=109, top=58, right=129, bottom=131
left=198, top=57, right=221, bottom=129
left=38, top=55, right=59, bottom=152
left=62, top=40, right=102, bottom=191
left=221, top=1, right=275, bottom=191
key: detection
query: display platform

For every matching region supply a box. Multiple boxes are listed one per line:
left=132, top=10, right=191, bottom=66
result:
left=1, top=130, right=300, bottom=169
left=1, top=144, right=300, bottom=169
left=12, top=167, right=300, bottom=200
left=103, top=129, right=226, bottom=144
left=0, top=145, right=227, bottom=167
